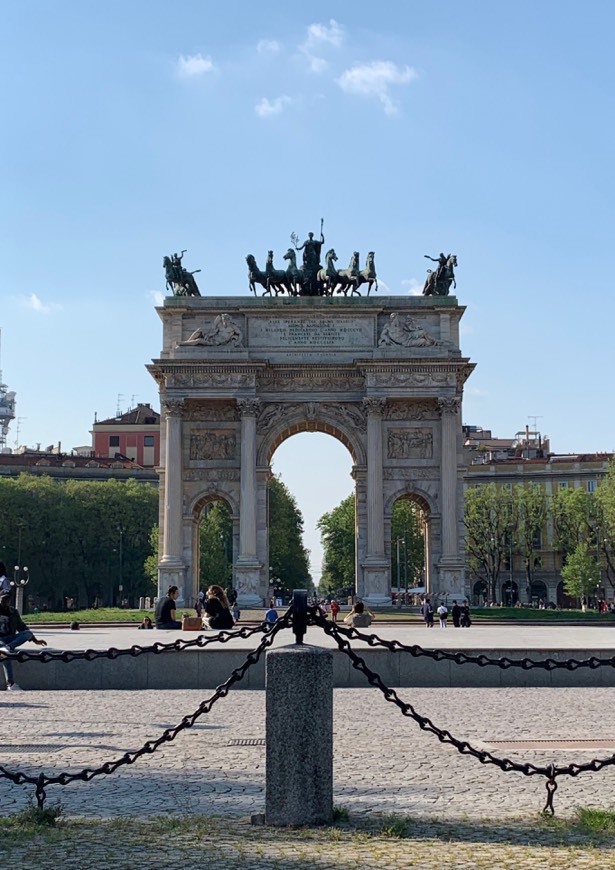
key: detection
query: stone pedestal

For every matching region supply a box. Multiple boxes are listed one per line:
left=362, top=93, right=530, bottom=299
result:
left=265, top=645, right=333, bottom=827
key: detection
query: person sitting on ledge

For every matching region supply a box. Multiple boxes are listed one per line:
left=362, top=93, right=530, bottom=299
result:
left=343, top=600, right=374, bottom=628
left=155, top=586, right=181, bottom=630
left=138, top=616, right=153, bottom=630
left=203, top=585, right=235, bottom=630
left=0, top=590, right=47, bottom=691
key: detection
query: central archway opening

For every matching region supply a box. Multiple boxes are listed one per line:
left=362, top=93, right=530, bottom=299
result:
left=388, top=495, right=427, bottom=605
left=271, top=431, right=354, bottom=594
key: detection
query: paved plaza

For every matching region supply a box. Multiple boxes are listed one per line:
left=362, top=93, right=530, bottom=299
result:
left=3, top=626, right=615, bottom=867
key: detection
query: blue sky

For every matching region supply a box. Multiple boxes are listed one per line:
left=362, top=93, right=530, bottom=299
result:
left=2, top=2, right=614, bottom=582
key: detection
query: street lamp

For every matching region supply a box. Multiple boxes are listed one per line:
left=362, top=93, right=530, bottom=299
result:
left=13, top=564, right=29, bottom=615
left=395, top=538, right=405, bottom=597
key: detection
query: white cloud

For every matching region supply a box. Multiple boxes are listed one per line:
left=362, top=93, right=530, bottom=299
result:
left=20, top=293, right=60, bottom=313
left=305, top=19, right=344, bottom=49
left=255, top=95, right=292, bottom=118
left=338, top=61, right=417, bottom=115
left=300, top=19, right=344, bottom=73
left=257, top=39, right=281, bottom=54
left=149, top=290, right=165, bottom=306
left=402, top=278, right=424, bottom=296
left=176, top=53, right=216, bottom=79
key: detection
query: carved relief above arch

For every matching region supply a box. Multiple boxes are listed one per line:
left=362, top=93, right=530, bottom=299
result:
left=257, top=403, right=367, bottom=466
left=384, top=485, right=435, bottom=517
left=189, top=488, right=238, bottom=519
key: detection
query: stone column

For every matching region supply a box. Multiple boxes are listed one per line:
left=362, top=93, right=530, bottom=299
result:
left=158, top=398, right=186, bottom=602
left=235, top=398, right=262, bottom=607
left=361, top=398, right=390, bottom=604
left=265, top=645, right=333, bottom=826
left=436, top=396, right=464, bottom=598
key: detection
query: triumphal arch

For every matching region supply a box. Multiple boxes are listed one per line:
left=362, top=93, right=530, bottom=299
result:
left=149, top=272, right=474, bottom=606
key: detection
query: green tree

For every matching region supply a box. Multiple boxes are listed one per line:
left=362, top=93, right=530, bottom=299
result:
left=561, top=541, right=601, bottom=601
left=515, top=483, right=548, bottom=598
left=0, top=474, right=157, bottom=609
left=268, top=476, right=311, bottom=596
left=317, top=493, right=356, bottom=596
left=595, top=459, right=615, bottom=589
left=391, top=498, right=425, bottom=592
left=199, top=500, right=233, bottom=589
left=464, top=483, right=516, bottom=603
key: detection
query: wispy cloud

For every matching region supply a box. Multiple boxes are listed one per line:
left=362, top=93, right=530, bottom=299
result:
left=149, top=290, right=165, bottom=306
left=338, top=61, right=417, bottom=115
left=300, top=19, right=344, bottom=73
left=255, top=95, right=292, bottom=118
left=402, top=278, right=424, bottom=296
left=20, top=293, right=61, bottom=313
left=257, top=39, right=281, bottom=54
left=176, top=53, right=216, bottom=79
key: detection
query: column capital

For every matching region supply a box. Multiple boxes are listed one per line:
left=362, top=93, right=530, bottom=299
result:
left=238, top=398, right=261, bottom=417
left=362, top=397, right=386, bottom=416
left=162, top=398, right=185, bottom=418
left=436, top=396, right=461, bottom=416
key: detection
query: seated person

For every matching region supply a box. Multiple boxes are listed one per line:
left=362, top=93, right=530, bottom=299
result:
left=343, top=600, right=373, bottom=628
left=0, top=590, right=47, bottom=691
left=154, top=586, right=181, bottom=629
left=203, top=585, right=235, bottom=630
left=138, top=616, right=153, bottom=630
left=264, top=604, right=279, bottom=625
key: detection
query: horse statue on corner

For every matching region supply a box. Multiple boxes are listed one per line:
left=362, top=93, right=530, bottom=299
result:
left=422, top=254, right=457, bottom=296
left=163, top=255, right=201, bottom=296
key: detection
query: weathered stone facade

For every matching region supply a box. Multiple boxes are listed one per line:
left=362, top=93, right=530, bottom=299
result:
left=148, top=296, right=474, bottom=606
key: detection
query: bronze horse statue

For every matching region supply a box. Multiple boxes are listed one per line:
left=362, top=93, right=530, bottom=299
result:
left=163, top=256, right=201, bottom=296
left=246, top=253, right=289, bottom=296
left=422, top=254, right=457, bottom=296
left=357, top=251, right=378, bottom=296
left=332, top=252, right=361, bottom=296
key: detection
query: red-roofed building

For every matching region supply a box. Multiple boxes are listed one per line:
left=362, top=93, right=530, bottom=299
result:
left=91, top=403, right=160, bottom=467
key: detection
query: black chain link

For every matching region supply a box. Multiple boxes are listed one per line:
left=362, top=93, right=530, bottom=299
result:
left=312, top=618, right=615, bottom=672
left=0, top=614, right=290, bottom=809
left=309, top=609, right=615, bottom=815
left=0, top=620, right=271, bottom=666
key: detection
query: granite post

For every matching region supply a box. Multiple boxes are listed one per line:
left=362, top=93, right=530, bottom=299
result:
left=265, top=645, right=333, bottom=826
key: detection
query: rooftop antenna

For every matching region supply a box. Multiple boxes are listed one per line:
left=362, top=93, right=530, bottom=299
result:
left=116, top=393, right=124, bottom=417
left=130, top=394, right=138, bottom=408
left=0, top=328, right=16, bottom=449
left=528, top=415, right=543, bottom=433
left=14, top=417, right=26, bottom=447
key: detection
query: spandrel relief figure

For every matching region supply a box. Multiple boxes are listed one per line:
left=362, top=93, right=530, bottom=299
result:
left=378, top=313, right=447, bottom=348
left=179, top=314, right=243, bottom=348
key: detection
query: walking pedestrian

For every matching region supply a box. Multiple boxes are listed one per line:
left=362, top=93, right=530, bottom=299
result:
left=460, top=600, right=472, bottom=627
left=329, top=599, right=340, bottom=622
left=421, top=598, right=434, bottom=628
left=437, top=603, right=448, bottom=628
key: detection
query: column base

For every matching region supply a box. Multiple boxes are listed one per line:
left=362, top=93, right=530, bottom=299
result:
left=158, top=561, right=187, bottom=607
left=235, top=558, right=264, bottom=608
left=432, top=560, right=467, bottom=602
left=360, top=557, right=391, bottom=605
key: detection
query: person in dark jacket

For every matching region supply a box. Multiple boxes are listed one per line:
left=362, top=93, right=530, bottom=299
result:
left=203, top=585, right=234, bottom=630
left=421, top=598, right=434, bottom=628
left=0, top=590, right=47, bottom=691
left=451, top=600, right=461, bottom=628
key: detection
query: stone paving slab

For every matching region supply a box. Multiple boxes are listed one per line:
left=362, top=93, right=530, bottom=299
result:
left=1, top=687, right=615, bottom=822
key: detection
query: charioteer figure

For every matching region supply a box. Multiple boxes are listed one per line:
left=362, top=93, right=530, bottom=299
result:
left=291, top=219, right=325, bottom=295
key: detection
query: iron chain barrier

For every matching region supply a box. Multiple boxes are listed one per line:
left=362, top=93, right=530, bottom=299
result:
left=2, top=600, right=615, bottom=815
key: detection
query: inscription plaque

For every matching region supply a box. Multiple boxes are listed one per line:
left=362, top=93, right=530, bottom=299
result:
left=248, top=316, right=374, bottom=348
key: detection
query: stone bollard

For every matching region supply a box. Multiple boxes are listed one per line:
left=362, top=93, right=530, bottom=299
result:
left=265, top=644, right=333, bottom=826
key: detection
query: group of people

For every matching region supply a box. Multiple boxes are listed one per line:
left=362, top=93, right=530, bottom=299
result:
left=421, top=598, right=472, bottom=629
left=151, top=584, right=238, bottom=631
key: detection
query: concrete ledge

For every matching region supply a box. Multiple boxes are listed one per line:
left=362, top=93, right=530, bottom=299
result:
left=8, top=647, right=615, bottom=691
